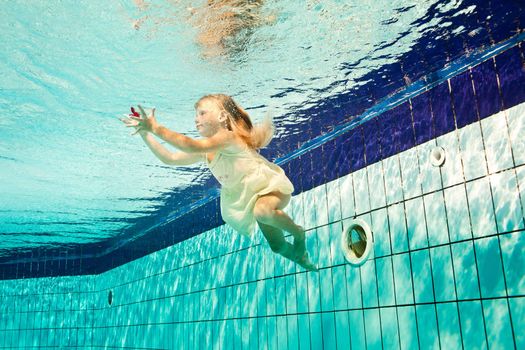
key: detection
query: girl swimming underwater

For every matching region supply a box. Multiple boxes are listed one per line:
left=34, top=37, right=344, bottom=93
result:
left=121, top=94, right=318, bottom=271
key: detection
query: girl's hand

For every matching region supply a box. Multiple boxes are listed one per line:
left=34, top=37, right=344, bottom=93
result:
left=120, top=109, right=145, bottom=136
left=132, top=105, right=158, bottom=133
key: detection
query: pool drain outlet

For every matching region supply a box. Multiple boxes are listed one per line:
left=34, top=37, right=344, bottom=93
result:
left=341, top=219, right=373, bottom=266
left=430, top=146, right=446, bottom=167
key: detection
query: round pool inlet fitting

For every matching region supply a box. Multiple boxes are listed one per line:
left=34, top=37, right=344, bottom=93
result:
left=430, top=146, right=446, bottom=167
left=341, top=219, right=373, bottom=266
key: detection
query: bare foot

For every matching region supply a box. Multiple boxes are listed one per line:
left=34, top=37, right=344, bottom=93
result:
left=295, top=251, right=319, bottom=272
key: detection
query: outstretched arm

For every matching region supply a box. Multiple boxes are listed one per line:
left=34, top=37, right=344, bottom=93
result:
left=133, top=105, right=234, bottom=153
left=139, top=131, right=203, bottom=166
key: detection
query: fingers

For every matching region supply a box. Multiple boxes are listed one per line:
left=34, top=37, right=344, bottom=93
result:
left=137, top=105, right=147, bottom=118
left=131, top=127, right=143, bottom=136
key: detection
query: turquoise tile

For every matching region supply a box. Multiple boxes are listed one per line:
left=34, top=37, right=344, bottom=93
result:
left=466, top=177, right=497, bottom=238
left=284, top=276, right=297, bottom=314
left=376, top=257, right=395, bottom=306
left=313, top=184, right=329, bottom=226
left=276, top=316, right=288, bottom=350
left=345, top=265, right=362, bottom=309
left=360, top=261, right=378, bottom=308
left=437, top=132, right=464, bottom=187
left=388, top=202, right=408, bottom=253
left=451, top=241, right=480, bottom=300
left=338, top=174, right=356, bottom=219
left=317, top=225, right=332, bottom=268
left=353, top=169, right=371, bottom=215
left=290, top=193, right=305, bottom=229
left=329, top=222, right=344, bottom=265
left=392, top=253, right=414, bottom=305
left=380, top=307, right=400, bottom=349
left=306, top=229, right=320, bottom=272
left=326, top=179, right=342, bottom=223
left=500, top=231, right=525, bottom=296
left=275, top=277, right=286, bottom=315
left=481, top=112, right=514, bottom=173
left=371, top=208, right=391, bottom=257
left=436, top=303, right=461, bottom=349
left=483, top=299, right=514, bottom=350
left=397, top=306, right=418, bottom=350
left=416, top=305, right=439, bottom=349
left=405, top=197, right=427, bottom=250
left=367, top=161, right=386, bottom=209
left=383, top=156, right=404, bottom=205
left=400, top=147, right=422, bottom=200
left=444, top=184, right=472, bottom=242
left=266, top=317, right=278, bottom=350
left=319, top=268, right=334, bottom=311
left=364, top=309, right=382, bottom=350
left=258, top=317, right=268, bottom=350
left=458, top=122, right=488, bottom=181
left=335, top=311, right=350, bottom=349
left=307, top=270, right=321, bottom=313
left=295, top=274, right=308, bottom=313
left=430, top=246, right=456, bottom=302
left=418, top=140, right=442, bottom=194
left=321, top=313, right=337, bottom=349
left=490, top=171, right=525, bottom=232
left=424, top=191, right=449, bottom=245
left=309, top=313, right=323, bottom=350
left=474, top=236, right=506, bottom=298
left=303, top=190, right=317, bottom=230
left=507, top=102, right=525, bottom=166
left=411, top=250, right=434, bottom=303
left=265, top=279, right=276, bottom=316
left=297, top=314, right=311, bottom=350
left=287, top=315, right=299, bottom=350
left=509, top=298, right=525, bottom=350
left=332, top=266, right=348, bottom=311
left=518, top=167, right=525, bottom=225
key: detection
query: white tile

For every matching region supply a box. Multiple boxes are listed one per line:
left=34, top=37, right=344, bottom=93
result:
left=516, top=166, right=525, bottom=220
left=367, top=161, right=386, bottom=210
left=466, top=177, right=497, bottom=238
left=424, top=191, right=449, bottom=246
left=418, top=140, right=442, bottom=194
left=353, top=168, right=371, bottom=215
left=444, top=185, right=472, bottom=242
left=326, top=179, right=342, bottom=223
left=314, top=184, right=329, bottom=226
left=388, top=203, right=408, bottom=254
left=400, top=147, right=422, bottom=200
left=481, top=111, right=514, bottom=173
left=382, top=156, right=403, bottom=204
left=458, top=122, right=487, bottom=181
left=490, top=170, right=525, bottom=233
left=437, top=131, right=464, bottom=187
left=405, top=197, right=427, bottom=250
left=338, top=174, right=355, bottom=219
left=506, top=102, right=525, bottom=166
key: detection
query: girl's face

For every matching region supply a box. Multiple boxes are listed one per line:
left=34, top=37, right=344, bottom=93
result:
left=195, top=99, right=225, bottom=137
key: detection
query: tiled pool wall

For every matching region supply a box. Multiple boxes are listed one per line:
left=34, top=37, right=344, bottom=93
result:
left=1, top=42, right=524, bottom=348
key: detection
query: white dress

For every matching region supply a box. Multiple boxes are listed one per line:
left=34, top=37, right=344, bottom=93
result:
left=206, top=144, right=294, bottom=237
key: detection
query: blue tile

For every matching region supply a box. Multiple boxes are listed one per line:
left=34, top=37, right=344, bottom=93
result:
left=411, top=91, right=434, bottom=145
left=322, top=142, right=338, bottom=183
left=450, top=70, right=478, bottom=128
left=396, top=103, right=416, bottom=153
left=416, top=305, right=439, bottom=349
left=482, top=299, right=514, bottom=350
left=471, top=59, right=502, bottom=119
left=451, top=241, right=480, bottom=300
left=362, top=118, right=382, bottom=165
left=430, top=81, right=455, bottom=135
left=310, top=145, right=326, bottom=187
left=475, top=236, right=506, bottom=298
left=378, top=109, right=398, bottom=158
left=349, top=128, right=366, bottom=172
left=397, top=306, right=419, bottom=350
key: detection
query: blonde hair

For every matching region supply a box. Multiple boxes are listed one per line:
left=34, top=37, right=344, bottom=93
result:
left=195, top=94, right=274, bottom=149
